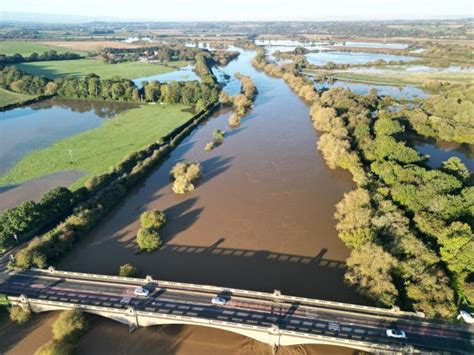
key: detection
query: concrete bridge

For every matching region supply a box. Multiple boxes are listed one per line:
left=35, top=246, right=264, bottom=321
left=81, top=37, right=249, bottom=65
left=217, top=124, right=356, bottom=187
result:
left=1, top=267, right=473, bottom=353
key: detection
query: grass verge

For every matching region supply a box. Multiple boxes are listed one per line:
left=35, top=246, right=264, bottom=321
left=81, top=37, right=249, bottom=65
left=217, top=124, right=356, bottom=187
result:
left=0, top=88, right=35, bottom=107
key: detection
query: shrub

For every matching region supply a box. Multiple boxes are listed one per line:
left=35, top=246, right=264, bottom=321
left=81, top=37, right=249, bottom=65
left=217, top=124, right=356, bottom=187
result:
left=228, top=113, right=241, bottom=127
left=119, top=264, right=139, bottom=277
left=213, top=129, right=225, bottom=142
left=172, top=175, right=195, bottom=194
left=139, top=210, right=166, bottom=230
left=35, top=340, right=74, bottom=355
left=204, top=142, right=215, bottom=151
left=136, top=228, right=160, bottom=252
left=9, top=305, right=32, bottom=325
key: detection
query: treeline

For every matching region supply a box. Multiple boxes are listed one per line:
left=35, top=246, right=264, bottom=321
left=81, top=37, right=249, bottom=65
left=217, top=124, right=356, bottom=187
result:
left=0, top=50, right=81, bottom=65
left=12, top=101, right=219, bottom=269
left=0, top=66, right=219, bottom=105
left=310, top=87, right=473, bottom=317
left=219, top=72, right=257, bottom=126
left=403, top=82, right=474, bottom=144
left=102, top=45, right=202, bottom=63
left=252, top=49, right=317, bottom=102
left=0, top=187, right=75, bottom=251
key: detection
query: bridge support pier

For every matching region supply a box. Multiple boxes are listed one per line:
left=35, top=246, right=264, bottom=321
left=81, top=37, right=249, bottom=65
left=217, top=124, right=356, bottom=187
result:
left=126, top=306, right=139, bottom=333
left=18, top=294, right=31, bottom=311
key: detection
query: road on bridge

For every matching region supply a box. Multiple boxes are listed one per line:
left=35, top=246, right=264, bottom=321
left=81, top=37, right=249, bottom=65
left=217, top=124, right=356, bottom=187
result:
left=0, top=270, right=472, bottom=353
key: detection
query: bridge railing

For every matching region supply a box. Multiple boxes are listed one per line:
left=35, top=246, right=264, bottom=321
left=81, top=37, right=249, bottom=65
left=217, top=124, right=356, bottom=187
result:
left=30, top=267, right=422, bottom=319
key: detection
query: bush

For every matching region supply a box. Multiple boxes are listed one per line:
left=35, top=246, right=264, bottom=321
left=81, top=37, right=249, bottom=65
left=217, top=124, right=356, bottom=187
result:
left=119, top=264, right=139, bottom=277
left=228, top=113, right=241, bottom=127
left=170, top=161, right=201, bottom=194
left=136, top=228, right=161, bottom=252
left=9, top=305, right=32, bottom=325
left=140, top=210, right=166, bottom=230
left=52, top=309, right=87, bottom=341
left=204, top=142, right=215, bottom=151
left=213, top=129, right=225, bottom=142
left=35, top=340, right=74, bottom=355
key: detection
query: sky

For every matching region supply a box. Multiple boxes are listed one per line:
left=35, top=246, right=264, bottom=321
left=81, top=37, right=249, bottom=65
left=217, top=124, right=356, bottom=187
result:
left=2, top=0, right=473, bottom=21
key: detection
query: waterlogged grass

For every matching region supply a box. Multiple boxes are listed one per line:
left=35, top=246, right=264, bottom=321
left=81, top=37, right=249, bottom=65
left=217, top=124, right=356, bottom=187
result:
left=0, top=41, right=86, bottom=56
left=0, top=104, right=194, bottom=188
left=333, top=71, right=474, bottom=85
left=15, top=59, right=191, bottom=80
left=0, top=88, right=35, bottom=107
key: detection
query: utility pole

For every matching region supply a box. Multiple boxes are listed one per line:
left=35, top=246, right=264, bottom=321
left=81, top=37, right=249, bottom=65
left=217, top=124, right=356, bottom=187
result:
left=68, top=149, right=74, bottom=164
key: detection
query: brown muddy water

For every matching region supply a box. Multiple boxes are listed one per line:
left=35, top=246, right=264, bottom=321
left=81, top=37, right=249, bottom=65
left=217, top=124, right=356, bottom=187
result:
left=1, top=50, right=367, bottom=354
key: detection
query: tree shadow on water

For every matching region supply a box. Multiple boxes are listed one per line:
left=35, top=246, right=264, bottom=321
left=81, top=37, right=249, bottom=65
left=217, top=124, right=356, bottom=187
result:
left=198, top=155, right=234, bottom=185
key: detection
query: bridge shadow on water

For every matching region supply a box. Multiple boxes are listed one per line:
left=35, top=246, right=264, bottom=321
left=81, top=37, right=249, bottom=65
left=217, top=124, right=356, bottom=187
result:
left=106, top=236, right=368, bottom=306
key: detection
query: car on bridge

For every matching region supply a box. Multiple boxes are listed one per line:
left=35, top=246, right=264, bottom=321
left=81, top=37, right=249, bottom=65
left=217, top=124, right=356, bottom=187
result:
left=211, top=297, right=227, bottom=306
left=386, top=329, right=407, bottom=339
left=134, top=286, right=150, bottom=297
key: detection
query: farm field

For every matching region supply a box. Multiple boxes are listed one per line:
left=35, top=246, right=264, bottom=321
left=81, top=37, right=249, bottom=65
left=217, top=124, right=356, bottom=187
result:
left=38, top=40, right=146, bottom=51
left=0, top=41, right=86, bottom=56
left=0, top=103, right=194, bottom=188
left=0, top=88, right=35, bottom=107
left=15, top=59, right=191, bottom=79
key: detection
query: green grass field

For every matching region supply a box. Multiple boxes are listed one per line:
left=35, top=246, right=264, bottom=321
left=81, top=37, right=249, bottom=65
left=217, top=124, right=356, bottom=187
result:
left=0, top=103, right=194, bottom=188
left=15, top=59, right=191, bottom=80
left=0, top=88, right=35, bottom=107
left=0, top=41, right=86, bottom=56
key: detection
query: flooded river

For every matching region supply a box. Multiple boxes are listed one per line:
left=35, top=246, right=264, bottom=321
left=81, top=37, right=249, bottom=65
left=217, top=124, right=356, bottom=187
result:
left=0, top=50, right=406, bottom=354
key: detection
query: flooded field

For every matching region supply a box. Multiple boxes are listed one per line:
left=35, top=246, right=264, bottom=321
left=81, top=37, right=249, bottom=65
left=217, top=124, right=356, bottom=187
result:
left=133, top=64, right=200, bottom=86
left=305, top=51, right=416, bottom=66
left=314, top=79, right=428, bottom=99
left=0, top=97, right=136, bottom=175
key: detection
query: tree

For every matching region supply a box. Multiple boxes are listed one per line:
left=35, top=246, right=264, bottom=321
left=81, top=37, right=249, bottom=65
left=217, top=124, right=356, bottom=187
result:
left=345, top=243, right=399, bottom=307
left=140, top=210, right=166, bottom=230
left=213, top=129, right=225, bottom=142
left=52, top=309, right=87, bottom=341
left=119, top=264, right=139, bottom=277
left=335, top=189, right=375, bottom=249
left=136, top=228, right=160, bottom=252
left=441, top=157, right=470, bottom=183
left=10, top=306, right=32, bottom=325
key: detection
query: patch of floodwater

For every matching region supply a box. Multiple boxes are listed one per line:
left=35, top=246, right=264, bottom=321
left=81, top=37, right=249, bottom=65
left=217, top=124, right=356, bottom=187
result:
left=314, top=80, right=429, bottom=99
left=348, top=65, right=474, bottom=74
left=306, top=51, right=416, bottom=66
left=133, top=65, right=200, bottom=87
left=333, top=41, right=409, bottom=49
left=0, top=97, right=136, bottom=175
left=185, top=42, right=215, bottom=51
left=410, top=137, right=474, bottom=170
left=0, top=171, right=84, bottom=212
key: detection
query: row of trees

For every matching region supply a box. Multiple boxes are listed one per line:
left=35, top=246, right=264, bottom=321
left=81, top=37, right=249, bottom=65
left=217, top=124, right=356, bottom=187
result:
left=219, top=72, right=257, bottom=126
left=0, top=50, right=81, bottom=64
left=309, top=86, right=472, bottom=317
left=0, top=66, right=220, bottom=106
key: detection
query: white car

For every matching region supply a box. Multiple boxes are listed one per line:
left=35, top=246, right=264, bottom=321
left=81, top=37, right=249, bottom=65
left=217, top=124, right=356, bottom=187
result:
left=211, top=297, right=227, bottom=306
left=458, top=311, right=474, bottom=324
left=328, top=323, right=340, bottom=332
left=133, top=287, right=150, bottom=297
left=386, top=329, right=407, bottom=339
